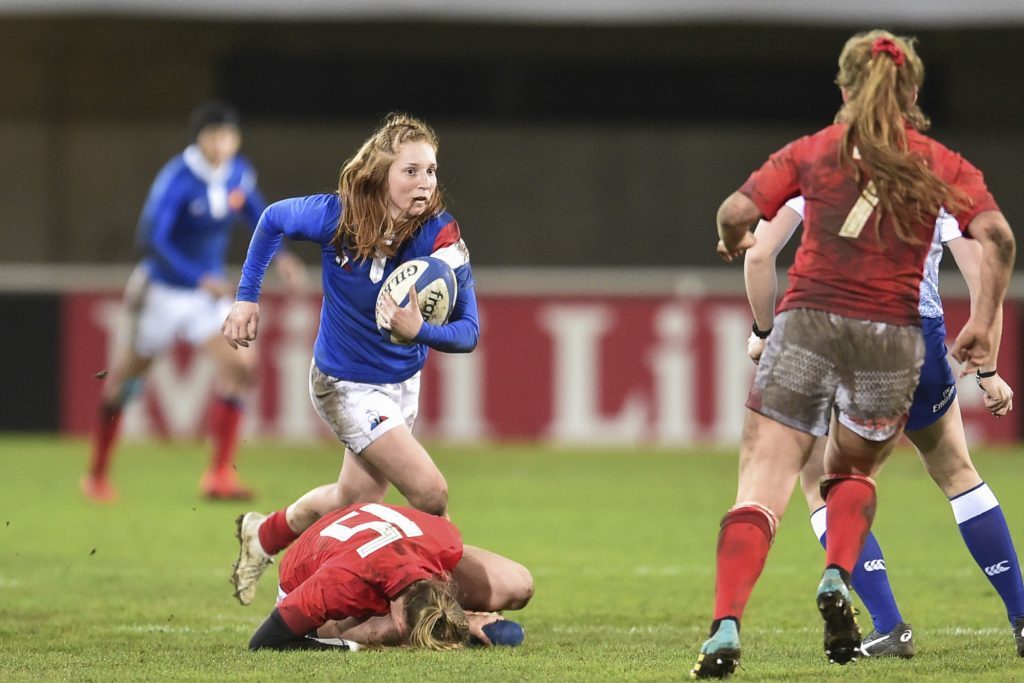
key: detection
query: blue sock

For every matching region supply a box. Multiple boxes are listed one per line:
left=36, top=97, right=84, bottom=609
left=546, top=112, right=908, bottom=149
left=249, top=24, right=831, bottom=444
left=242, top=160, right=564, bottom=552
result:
left=810, top=506, right=903, bottom=633
left=951, top=483, right=1024, bottom=623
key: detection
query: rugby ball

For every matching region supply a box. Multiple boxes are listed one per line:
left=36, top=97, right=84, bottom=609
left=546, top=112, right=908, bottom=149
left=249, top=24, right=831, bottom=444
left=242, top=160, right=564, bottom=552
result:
left=375, top=256, right=458, bottom=345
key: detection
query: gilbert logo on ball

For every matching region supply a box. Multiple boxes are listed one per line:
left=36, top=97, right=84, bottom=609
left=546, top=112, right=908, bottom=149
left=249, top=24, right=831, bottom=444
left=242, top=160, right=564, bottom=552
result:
left=375, top=256, right=458, bottom=345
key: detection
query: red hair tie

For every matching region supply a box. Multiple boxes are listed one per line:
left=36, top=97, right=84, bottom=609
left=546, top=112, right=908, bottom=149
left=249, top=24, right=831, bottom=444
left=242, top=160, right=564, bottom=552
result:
left=871, top=37, right=906, bottom=67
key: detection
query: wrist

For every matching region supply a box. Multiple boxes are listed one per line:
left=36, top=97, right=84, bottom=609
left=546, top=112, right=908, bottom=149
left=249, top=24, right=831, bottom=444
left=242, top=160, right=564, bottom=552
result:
left=752, top=321, right=772, bottom=339
left=977, top=369, right=997, bottom=379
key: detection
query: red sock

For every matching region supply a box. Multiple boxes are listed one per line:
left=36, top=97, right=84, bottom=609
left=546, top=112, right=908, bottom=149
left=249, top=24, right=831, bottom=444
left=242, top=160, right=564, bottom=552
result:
left=822, top=475, right=877, bottom=574
left=209, top=396, right=244, bottom=473
left=88, top=405, right=123, bottom=480
left=258, top=509, right=300, bottom=556
left=713, top=505, right=777, bottom=621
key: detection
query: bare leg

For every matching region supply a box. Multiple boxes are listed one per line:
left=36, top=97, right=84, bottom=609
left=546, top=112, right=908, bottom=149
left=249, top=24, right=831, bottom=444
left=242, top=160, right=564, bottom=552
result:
left=285, top=448, right=389, bottom=533
left=453, top=545, right=534, bottom=612
left=906, top=399, right=983, bottom=498
left=734, top=411, right=817, bottom=519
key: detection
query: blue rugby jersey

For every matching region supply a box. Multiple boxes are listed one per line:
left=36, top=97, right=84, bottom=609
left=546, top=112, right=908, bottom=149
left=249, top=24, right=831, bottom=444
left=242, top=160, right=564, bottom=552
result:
left=136, top=145, right=267, bottom=288
left=237, top=194, right=479, bottom=384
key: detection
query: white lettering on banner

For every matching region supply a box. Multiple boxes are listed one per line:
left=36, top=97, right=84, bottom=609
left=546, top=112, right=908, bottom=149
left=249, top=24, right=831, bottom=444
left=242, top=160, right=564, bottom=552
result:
left=433, top=351, right=489, bottom=439
left=272, top=300, right=322, bottom=440
left=147, top=355, right=216, bottom=435
left=648, top=305, right=696, bottom=441
left=713, top=308, right=757, bottom=442
left=539, top=305, right=647, bottom=441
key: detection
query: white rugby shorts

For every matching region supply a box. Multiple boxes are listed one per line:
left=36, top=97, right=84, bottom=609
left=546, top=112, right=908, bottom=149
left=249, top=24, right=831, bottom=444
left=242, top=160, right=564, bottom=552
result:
left=308, top=361, right=420, bottom=454
left=126, top=266, right=231, bottom=357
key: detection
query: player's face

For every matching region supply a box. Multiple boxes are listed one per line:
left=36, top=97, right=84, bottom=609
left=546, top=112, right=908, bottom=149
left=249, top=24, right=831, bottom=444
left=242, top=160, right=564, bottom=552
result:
left=196, top=124, right=241, bottom=168
left=386, top=141, right=437, bottom=221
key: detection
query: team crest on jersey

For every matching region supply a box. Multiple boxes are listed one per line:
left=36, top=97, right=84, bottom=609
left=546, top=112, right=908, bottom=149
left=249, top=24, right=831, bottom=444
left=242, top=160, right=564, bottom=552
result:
left=335, top=252, right=352, bottom=272
left=366, top=410, right=389, bottom=430
left=228, top=188, right=246, bottom=212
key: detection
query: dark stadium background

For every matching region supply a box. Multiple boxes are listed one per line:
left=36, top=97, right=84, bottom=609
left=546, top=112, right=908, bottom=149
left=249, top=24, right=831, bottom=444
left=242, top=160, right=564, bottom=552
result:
left=2, top=7, right=1023, bottom=436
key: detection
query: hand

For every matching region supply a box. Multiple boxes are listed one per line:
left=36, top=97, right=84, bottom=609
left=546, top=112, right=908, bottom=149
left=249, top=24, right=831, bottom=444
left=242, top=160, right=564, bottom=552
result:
left=377, top=284, right=423, bottom=343
left=273, top=250, right=309, bottom=295
left=465, top=611, right=505, bottom=646
left=221, top=301, right=260, bottom=349
left=199, top=275, right=233, bottom=299
left=978, top=373, right=1014, bottom=417
left=717, top=232, right=757, bottom=263
left=746, top=332, right=766, bottom=364
left=950, top=319, right=996, bottom=378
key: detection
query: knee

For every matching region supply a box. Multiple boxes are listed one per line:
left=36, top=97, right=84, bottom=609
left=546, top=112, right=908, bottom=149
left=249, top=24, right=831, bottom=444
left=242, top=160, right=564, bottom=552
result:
left=504, top=563, right=534, bottom=610
left=407, top=483, right=448, bottom=517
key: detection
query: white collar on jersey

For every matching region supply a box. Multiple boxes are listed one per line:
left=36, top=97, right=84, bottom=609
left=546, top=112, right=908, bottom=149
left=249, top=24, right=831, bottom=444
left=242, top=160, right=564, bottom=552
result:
left=183, top=145, right=232, bottom=185
left=183, top=145, right=232, bottom=219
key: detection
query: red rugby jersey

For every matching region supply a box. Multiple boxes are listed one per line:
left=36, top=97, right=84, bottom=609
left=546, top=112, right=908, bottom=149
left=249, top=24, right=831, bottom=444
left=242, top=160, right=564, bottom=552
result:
left=740, top=123, right=999, bottom=325
left=276, top=503, right=463, bottom=635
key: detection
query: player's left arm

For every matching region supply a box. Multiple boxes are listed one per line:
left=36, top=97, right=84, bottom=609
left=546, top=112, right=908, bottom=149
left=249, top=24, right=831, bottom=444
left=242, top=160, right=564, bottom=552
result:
left=412, top=275, right=480, bottom=353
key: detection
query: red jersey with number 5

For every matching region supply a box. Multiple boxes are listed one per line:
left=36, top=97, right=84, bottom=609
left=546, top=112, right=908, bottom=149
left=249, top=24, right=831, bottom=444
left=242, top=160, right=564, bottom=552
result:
left=276, top=503, right=463, bottom=635
left=739, top=123, right=999, bottom=325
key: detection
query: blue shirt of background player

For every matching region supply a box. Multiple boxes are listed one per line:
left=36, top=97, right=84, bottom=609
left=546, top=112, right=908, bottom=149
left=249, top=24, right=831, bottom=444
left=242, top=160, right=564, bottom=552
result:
left=137, top=145, right=266, bottom=288
left=237, top=193, right=479, bottom=384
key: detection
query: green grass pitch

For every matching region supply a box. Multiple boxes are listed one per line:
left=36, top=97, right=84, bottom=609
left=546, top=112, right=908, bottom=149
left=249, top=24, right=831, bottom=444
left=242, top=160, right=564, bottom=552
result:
left=2, top=436, right=1023, bottom=681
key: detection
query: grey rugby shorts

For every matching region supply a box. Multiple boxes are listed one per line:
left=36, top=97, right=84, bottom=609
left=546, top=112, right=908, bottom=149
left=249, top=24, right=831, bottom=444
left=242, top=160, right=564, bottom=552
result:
left=746, top=308, right=924, bottom=441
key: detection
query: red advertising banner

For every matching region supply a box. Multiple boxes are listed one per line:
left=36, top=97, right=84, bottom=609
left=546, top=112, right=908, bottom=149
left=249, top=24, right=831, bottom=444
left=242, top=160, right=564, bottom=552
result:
left=61, top=291, right=1020, bottom=444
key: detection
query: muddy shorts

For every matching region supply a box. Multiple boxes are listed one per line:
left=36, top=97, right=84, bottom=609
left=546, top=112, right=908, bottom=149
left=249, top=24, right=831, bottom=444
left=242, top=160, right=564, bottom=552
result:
left=746, top=308, right=924, bottom=441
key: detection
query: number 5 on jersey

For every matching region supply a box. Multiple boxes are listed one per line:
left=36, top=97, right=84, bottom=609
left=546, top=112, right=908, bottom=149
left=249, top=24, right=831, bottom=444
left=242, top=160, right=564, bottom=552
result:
left=320, top=503, right=424, bottom=558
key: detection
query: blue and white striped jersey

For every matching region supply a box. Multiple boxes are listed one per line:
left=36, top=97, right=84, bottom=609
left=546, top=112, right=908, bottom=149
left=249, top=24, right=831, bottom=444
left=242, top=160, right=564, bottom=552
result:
left=136, top=145, right=266, bottom=288
left=237, top=194, right=479, bottom=384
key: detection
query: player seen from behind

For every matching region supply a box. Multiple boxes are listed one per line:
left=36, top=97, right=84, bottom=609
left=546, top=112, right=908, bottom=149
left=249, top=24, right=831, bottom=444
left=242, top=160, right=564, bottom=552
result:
left=742, top=196, right=1024, bottom=661
left=692, top=29, right=1016, bottom=678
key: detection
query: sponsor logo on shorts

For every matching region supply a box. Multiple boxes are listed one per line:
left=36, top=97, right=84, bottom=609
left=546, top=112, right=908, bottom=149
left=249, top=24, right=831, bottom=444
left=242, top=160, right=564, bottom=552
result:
left=985, top=560, right=1011, bottom=576
left=931, top=385, right=955, bottom=414
left=366, top=410, right=390, bottom=431
left=862, top=559, right=886, bottom=572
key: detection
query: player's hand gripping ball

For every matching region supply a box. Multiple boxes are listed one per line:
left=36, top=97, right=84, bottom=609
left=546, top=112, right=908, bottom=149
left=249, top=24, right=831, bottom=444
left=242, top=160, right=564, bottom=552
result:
left=375, top=256, right=458, bottom=345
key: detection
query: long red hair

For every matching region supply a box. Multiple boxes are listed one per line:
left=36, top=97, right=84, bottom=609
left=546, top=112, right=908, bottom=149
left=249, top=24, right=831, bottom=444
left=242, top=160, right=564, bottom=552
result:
left=834, top=30, right=965, bottom=243
left=332, top=113, right=445, bottom=260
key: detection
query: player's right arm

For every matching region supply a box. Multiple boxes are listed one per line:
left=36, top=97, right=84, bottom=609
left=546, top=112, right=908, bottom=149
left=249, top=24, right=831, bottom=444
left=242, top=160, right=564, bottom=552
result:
left=741, top=203, right=803, bottom=362
left=139, top=175, right=213, bottom=288
left=223, top=195, right=336, bottom=349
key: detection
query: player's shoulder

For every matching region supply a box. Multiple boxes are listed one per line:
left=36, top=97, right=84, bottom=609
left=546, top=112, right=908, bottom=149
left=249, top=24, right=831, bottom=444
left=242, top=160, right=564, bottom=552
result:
left=268, top=193, right=341, bottom=222
left=148, top=153, right=194, bottom=196
left=418, top=210, right=464, bottom=248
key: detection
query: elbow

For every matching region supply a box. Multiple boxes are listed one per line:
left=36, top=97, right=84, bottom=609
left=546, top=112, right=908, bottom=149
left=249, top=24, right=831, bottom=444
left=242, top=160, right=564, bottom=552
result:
left=971, top=212, right=1017, bottom=266
left=717, top=192, right=759, bottom=235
